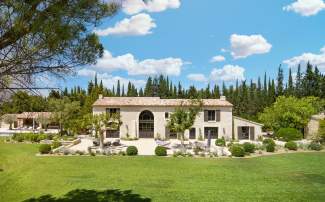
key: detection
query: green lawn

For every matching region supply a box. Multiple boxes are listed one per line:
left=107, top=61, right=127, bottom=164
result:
left=1, top=143, right=325, bottom=202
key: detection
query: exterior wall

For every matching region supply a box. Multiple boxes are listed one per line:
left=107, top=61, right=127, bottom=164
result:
left=0, top=121, right=10, bottom=129
left=233, top=117, right=263, bottom=140
left=305, top=118, right=320, bottom=139
left=93, top=106, right=233, bottom=140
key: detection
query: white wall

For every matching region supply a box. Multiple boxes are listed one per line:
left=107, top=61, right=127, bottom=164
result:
left=93, top=106, right=233, bottom=140
left=233, top=117, right=263, bottom=140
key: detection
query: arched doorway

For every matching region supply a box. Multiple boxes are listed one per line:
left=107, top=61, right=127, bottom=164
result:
left=139, top=110, right=154, bottom=138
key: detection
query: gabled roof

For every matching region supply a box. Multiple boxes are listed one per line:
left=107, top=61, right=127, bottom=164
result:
left=233, top=116, right=264, bottom=126
left=93, top=97, right=233, bottom=107
left=16, top=112, right=52, bottom=119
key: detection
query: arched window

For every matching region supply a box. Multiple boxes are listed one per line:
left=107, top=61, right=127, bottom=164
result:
left=139, top=110, right=154, bottom=138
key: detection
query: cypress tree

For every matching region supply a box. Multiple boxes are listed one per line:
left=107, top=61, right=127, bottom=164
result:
left=287, top=68, right=294, bottom=96
left=212, top=84, right=220, bottom=98
left=295, top=64, right=302, bottom=97
left=116, top=80, right=121, bottom=97
left=276, top=65, right=284, bottom=96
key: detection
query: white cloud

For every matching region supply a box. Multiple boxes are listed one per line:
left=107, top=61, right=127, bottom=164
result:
left=123, top=0, right=181, bottom=15
left=283, top=0, right=325, bottom=16
left=283, top=46, right=325, bottom=70
left=210, top=55, right=226, bottom=63
left=94, top=13, right=156, bottom=36
left=210, top=65, right=245, bottom=82
left=321, top=46, right=325, bottom=53
left=78, top=69, right=97, bottom=77
left=187, top=74, right=208, bottom=82
left=94, top=50, right=185, bottom=76
left=78, top=69, right=146, bottom=88
left=220, top=48, right=228, bottom=53
left=230, top=34, right=272, bottom=59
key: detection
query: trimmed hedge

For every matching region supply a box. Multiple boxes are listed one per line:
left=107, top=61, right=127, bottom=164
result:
left=155, top=146, right=167, bottom=156
left=126, top=146, right=138, bottom=156
left=215, top=137, right=226, bottom=146
left=276, top=128, right=303, bottom=142
left=285, top=141, right=298, bottom=151
left=12, top=133, right=47, bottom=143
left=52, top=141, right=62, bottom=149
left=243, top=142, right=255, bottom=153
left=39, top=144, right=52, bottom=154
left=230, top=144, right=245, bottom=157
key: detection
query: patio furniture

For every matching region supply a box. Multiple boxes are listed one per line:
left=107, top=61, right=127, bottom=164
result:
left=104, top=141, right=111, bottom=147
left=112, top=139, right=121, bottom=146
left=156, top=140, right=171, bottom=148
left=93, top=140, right=99, bottom=146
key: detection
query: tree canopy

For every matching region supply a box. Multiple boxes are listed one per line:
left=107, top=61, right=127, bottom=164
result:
left=259, top=96, right=324, bottom=132
left=0, top=0, right=119, bottom=90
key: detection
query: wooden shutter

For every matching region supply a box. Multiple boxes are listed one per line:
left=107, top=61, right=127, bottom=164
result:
left=204, top=110, right=208, bottom=122
left=249, top=127, right=255, bottom=140
left=215, top=110, right=221, bottom=122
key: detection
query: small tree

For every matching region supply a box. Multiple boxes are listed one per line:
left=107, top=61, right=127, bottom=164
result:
left=166, top=99, right=202, bottom=145
left=36, top=114, right=51, bottom=131
left=2, top=114, right=16, bottom=130
left=90, top=113, right=121, bottom=150
left=259, top=96, right=322, bottom=132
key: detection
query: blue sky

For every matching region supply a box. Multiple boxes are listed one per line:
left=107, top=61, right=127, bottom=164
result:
left=60, top=0, right=325, bottom=90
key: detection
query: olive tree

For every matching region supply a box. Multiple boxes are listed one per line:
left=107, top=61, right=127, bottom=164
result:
left=89, top=113, right=121, bottom=150
left=2, top=114, right=16, bottom=130
left=166, top=99, right=202, bottom=145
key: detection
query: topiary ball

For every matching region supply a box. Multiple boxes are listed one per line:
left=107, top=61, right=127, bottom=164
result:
left=39, top=144, right=52, bottom=154
left=126, top=146, right=138, bottom=156
left=155, top=146, right=167, bottom=156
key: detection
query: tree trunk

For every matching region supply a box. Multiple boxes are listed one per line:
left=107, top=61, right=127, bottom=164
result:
left=99, top=130, right=104, bottom=150
left=177, top=132, right=184, bottom=145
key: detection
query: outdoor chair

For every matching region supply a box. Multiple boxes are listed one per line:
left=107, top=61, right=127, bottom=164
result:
left=156, top=140, right=171, bottom=148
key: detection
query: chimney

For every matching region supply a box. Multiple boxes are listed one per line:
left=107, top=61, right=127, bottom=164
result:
left=99, top=94, right=103, bottom=99
left=220, top=96, right=226, bottom=101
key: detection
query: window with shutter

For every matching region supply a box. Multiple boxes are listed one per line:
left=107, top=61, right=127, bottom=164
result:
left=215, top=110, right=221, bottom=122
left=204, top=110, right=208, bottom=122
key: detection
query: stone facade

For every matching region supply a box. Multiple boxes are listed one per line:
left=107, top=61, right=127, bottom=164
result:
left=93, top=96, right=264, bottom=140
left=305, top=113, right=325, bottom=139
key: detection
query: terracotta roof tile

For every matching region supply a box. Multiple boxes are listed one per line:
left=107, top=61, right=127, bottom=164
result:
left=93, top=97, right=233, bottom=107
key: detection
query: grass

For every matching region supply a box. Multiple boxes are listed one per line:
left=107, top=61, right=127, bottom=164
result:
left=1, top=143, right=325, bottom=202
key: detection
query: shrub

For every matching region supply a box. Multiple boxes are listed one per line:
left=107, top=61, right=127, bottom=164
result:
left=266, top=144, right=275, bottom=152
left=12, top=133, right=24, bottom=142
left=155, top=146, right=167, bottom=156
left=63, top=149, right=70, bottom=155
left=193, top=146, right=203, bottom=155
left=243, top=142, right=255, bottom=153
left=52, top=141, right=62, bottom=149
left=308, top=141, right=323, bottom=151
left=39, top=144, right=51, bottom=154
left=76, top=150, right=84, bottom=155
left=276, top=128, right=303, bottom=142
left=263, top=138, right=275, bottom=146
left=285, top=141, right=298, bottom=151
left=90, top=152, right=96, bottom=156
left=230, top=144, right=245, bottom=157
left=37, top=134, right=47, bottom=142
left=215, top=137, right=226, bottom=146
left=126, top=146, right=138, bottom=156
